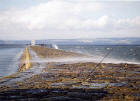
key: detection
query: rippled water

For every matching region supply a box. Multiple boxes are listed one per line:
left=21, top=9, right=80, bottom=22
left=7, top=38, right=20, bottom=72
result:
left=0, top=45, right=25, bottom=77
left=58, top=45, right=140, bottom=64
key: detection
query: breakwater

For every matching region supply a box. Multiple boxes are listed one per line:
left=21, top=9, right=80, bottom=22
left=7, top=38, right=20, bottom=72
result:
left=0, top=45, right=139, bottom=101
left=30, top=46, right=86, bottom=58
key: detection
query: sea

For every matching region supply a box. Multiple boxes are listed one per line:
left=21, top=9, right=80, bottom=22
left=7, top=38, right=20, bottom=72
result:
left=58, top=45, right=140, bottom=64
left=0, top=45, right=25, bottom=77
left=0, top=44, right=140, bottom=77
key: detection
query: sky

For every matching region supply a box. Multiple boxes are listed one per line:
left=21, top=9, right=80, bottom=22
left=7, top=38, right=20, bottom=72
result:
left=0, top=0, right=140, bottom=40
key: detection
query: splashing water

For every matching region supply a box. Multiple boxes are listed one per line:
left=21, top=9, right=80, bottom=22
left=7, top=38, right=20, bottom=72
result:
left=58, top=45, right=140, bottom=64
left=52, top=44, right=59, bottom=49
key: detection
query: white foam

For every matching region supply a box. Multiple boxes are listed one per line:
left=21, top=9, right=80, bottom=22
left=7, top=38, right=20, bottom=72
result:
left=52, top=44, right=59, bottom=49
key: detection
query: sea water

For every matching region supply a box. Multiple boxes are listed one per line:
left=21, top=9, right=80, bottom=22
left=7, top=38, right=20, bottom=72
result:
left=0, top=45, right=25, bottom=77
left=58, top=45, right=140, bottom=64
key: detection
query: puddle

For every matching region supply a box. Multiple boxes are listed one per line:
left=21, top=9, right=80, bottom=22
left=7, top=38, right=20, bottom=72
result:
left=51, top=82, right=128, bottom=89
left=72, top=85, right=89, bottom=89
left=89, top=83, right=107, bottom=89
left=51, top=82, right=73, bottom=87
left=109, top=82, right=127, bottom=87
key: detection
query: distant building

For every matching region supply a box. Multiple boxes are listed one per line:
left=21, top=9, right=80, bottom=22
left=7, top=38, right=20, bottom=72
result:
left=31, top=40, right=36, bottom=46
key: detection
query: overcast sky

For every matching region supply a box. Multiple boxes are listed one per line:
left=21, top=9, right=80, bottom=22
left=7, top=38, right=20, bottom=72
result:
left=0, top=0, right=140, bottom=40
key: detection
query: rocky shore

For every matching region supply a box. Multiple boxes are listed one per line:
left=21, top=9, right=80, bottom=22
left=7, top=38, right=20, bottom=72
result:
left=0, top=46, right=140, bottom=101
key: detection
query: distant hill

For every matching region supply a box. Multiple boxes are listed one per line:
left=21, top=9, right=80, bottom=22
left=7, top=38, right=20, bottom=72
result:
left=0, top=38, right=140, bottom=45
left=0, top=40, right=31, bottom=45
left=36, top=38, right=140, bottom=45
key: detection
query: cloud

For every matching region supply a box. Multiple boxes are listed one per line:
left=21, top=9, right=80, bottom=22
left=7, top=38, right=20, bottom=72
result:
left=0, top=0, right=140, bottom=40
left=15, top=0, right=103, bottom=30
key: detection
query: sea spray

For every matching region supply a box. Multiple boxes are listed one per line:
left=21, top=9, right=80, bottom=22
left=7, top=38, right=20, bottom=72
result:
left=29, top=56, right=140, bottom=64
left=58, top=45, right=140, bottom=64
left=12, top=48, right=25, bottom=72
left=52, top=44, right=59, bottom=49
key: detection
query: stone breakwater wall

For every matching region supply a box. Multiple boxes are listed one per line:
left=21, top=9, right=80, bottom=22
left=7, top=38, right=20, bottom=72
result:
left=30, top=46, right=86, bottom=59
left=18, top=47, right=31, bottom=72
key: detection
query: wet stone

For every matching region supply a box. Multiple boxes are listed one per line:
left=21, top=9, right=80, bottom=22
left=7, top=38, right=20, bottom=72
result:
left=67, top=92, right=106, bottom=100
left=50, top=90, right=68, bottom=95
left=40, top=96, right=84, bottom=101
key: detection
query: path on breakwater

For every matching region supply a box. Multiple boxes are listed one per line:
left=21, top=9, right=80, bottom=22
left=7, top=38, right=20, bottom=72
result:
left=25, top=48, right=31, bottom=70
